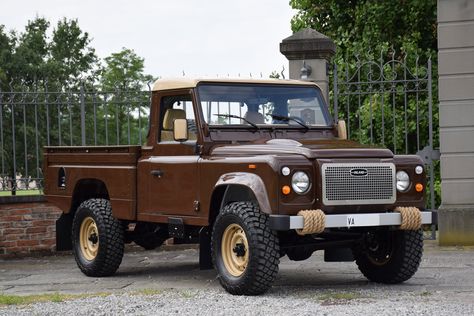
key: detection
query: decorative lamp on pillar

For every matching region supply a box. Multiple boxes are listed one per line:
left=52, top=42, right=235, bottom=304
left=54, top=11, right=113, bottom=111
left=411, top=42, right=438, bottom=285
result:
left=280, top=28, right=336, bottom=103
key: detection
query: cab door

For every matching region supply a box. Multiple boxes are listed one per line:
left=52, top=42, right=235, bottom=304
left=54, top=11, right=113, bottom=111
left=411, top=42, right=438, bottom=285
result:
left=138, top=90, right=201, bottom=220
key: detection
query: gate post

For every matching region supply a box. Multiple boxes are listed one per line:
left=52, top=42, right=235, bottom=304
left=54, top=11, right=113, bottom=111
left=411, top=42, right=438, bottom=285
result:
left=438, top=0, right=474, bottom=245
left=280, top=28, right=336, bottom=104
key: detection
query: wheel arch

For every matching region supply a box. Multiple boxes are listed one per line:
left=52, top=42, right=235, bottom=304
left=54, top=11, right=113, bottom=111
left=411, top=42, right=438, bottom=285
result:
left=56, top=178, right=110, bottom=252
left=208, top=172, right=272, bottom=226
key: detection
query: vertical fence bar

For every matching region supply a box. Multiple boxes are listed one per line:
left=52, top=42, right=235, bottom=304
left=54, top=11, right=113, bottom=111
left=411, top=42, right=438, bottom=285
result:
left=126, top=92, right=131, bottom=145
left=68, top=91, right=73, bottom=146
left=380, top=51, right=385, bottom=145
left=0, top=90, right=4, bottom=178
left=415, top=57, right=420, bottom=152
left=345, top=61, right=350, bottom=138
left=10, top=96, right=17, bottom=194
left=357, top=60, right=362, bottom=142
left=57, top=95, right=62, bottom=146
left=104, top=94, right=109, bottom=145
left=80, top=83, right=86, bottom=146
left=115, top=89, right=120, bottom=145
left=34, top=93, right=40, bottom=184
left=138, top=91, right=142, bottom=144
left=22, top=93, right=28, bottom=188
left=333, top=64, right=339, bottom=122
left=403, top=56, right=408, bottom=154
left=93, top=90, right=97, bottom=146
left=391, top=52, right=397, bottom=154
left=44, top=82, right=50, bottom=146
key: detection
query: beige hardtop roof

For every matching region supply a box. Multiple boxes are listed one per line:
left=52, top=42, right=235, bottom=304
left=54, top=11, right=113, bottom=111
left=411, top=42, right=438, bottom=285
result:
left=152, top=78, right=318, bottom=91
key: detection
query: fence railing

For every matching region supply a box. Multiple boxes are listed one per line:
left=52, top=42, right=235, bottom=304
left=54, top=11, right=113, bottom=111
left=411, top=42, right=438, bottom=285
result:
left=0, top=81, right=151, bottom=194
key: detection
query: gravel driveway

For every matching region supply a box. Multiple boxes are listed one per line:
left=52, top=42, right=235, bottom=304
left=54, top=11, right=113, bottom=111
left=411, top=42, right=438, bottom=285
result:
left=1, top=241, right=474, bottom=315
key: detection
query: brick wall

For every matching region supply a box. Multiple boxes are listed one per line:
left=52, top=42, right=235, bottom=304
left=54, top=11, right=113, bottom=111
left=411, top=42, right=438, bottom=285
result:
left=0, top=198, right=62, bottom=257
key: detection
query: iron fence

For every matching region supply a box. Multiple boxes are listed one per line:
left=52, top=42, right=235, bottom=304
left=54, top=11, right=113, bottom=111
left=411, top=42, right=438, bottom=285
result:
left=0, top=81, right=152, bottom=194
left=331, top=50, right=439, bottom=238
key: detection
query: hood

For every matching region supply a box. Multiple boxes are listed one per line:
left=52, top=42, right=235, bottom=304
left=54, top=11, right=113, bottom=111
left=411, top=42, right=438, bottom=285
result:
left=211, top=138, right=393, bottom=159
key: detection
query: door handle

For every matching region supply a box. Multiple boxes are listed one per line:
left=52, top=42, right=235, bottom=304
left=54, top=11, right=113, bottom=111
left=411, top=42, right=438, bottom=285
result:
left=150, top=170, right=164, bottom=178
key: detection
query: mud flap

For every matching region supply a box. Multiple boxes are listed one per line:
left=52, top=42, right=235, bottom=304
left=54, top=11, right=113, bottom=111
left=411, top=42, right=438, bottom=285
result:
left=199, top=227, right=213, bottom=270
left=56, top=213, right=73, bottom=251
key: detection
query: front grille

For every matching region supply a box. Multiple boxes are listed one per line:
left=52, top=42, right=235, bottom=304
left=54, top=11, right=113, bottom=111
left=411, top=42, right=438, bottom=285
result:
left=322, top=163, right=396, bottom=206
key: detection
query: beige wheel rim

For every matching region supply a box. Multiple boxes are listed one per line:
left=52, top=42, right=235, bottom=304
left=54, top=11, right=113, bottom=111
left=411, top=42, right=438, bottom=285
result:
left=221, top=223, right=249, bottom=277
left=79, top=217, right=99, bottom=261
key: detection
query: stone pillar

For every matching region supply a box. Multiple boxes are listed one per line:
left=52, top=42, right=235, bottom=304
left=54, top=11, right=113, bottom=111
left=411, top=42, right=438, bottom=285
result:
left=280, top=28, right=336, bottom=103
left=438, top=0, right=474, bottom=245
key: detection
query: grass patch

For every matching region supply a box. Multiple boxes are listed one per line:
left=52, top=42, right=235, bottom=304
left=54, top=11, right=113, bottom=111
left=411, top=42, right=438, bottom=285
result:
left=0, top=292, right=109, bottom=306
left=132, top=289, right=163, bottom=296
left=0, top=190, right=41, bottom=197
left=179, top=290, right=196, bottom=298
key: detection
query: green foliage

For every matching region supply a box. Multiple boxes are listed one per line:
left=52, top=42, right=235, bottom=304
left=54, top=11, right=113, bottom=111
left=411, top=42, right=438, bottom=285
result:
left=0, top=18, right=153, bottom=193
left=290, top=0, right=440, bottom=207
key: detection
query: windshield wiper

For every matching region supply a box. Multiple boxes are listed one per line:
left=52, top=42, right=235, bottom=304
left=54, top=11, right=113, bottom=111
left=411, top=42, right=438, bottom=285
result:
left=213, top=114, right=259, bottom=131
left=269, top=114, right=309, bottom=132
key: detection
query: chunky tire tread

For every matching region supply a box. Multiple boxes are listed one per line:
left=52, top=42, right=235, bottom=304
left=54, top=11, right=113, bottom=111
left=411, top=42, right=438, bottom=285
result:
left=72, top=198, right=124, bottom=277
left=353, top=229, right=423, bottom=284
left=211, top=202, right=280, bottom=295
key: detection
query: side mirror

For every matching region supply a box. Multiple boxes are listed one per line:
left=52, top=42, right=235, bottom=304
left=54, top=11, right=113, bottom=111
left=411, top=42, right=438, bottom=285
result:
left=173, top=118, right=188, bottom=142
left=337, top=120, right=347, bottom=140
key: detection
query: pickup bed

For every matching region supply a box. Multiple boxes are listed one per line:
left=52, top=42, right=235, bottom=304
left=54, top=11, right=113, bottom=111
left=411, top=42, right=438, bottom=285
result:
left=45, top=78, right=435, bottom=295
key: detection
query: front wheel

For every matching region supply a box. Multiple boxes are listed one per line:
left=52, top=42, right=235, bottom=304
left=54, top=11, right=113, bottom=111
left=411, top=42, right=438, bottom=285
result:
left=72, top=198, right=124, bottom=277
left=211, top=202, right=280, bottom=295
left=352, top=229, right=423, bottom=284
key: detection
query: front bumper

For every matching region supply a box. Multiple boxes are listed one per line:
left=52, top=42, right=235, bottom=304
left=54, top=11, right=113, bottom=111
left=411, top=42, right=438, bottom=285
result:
left=269, top=211, right=437, bottom=231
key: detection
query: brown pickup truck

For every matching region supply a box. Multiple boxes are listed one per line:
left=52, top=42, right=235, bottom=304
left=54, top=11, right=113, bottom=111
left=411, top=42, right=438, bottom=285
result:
left=44, top=78, right=435, bottom=295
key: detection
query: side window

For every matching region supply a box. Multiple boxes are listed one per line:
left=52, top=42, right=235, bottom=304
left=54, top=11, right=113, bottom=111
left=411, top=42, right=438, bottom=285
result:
left=159, top=95, right=197, bottom=142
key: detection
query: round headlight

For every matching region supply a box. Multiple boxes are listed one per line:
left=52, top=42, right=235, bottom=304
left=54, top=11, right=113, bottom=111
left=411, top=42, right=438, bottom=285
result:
left=396, top=171, right=410, bottom=192
left=291, top=171, right=310, bottom=194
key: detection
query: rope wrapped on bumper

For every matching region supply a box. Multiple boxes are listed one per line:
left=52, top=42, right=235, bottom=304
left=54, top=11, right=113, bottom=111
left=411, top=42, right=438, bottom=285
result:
left=394, top=206, right=422, bottom=230
left=296, top=209, right=326, bottom=235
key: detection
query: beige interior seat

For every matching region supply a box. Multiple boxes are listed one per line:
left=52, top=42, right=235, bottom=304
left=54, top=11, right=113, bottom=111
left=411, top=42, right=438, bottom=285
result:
left=160, top=109, right=196, bottom=141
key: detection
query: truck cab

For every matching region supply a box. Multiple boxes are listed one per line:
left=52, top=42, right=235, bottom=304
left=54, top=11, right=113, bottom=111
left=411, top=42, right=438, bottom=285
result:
left=44, top=78, right=435, bottom=295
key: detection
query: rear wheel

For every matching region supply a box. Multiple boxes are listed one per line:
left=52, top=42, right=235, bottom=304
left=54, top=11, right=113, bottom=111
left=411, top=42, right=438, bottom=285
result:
left=72, top=198, right=124, bottom=277
left=352, top=229, right=423, bottom=283
left=211, top=202, right=279, bottom=295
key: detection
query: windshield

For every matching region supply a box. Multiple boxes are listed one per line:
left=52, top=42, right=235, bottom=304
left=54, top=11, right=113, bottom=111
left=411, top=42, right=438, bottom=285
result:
left=197, top=84, right=331, bottom=128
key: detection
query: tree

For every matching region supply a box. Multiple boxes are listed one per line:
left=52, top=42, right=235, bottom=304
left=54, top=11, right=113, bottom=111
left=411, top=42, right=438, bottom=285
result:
left=289, top=0, right=440, bottom=206
left=289, top=0, right=437, bottom=60
left=48, top=18, right=99, bottom=86
left=97, top=48, right=154, bottom=145
left=100, top=48, right=153, bottom=91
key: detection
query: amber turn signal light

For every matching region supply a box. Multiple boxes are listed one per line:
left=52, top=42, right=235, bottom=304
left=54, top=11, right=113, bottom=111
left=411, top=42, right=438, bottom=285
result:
left=282, top=185, right=291, bottom=195
left=415, top=183, right=423, bottom=192
left=248, top=164, right=256, bottom=169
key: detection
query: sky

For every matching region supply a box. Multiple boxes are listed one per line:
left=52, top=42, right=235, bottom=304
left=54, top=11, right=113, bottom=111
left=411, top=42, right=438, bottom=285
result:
left=1, top=0, right=297, bottom=79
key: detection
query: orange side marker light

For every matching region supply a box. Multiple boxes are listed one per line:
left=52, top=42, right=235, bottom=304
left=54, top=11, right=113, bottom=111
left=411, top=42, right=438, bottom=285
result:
left=415, top=183, right=423, bottom=192
left=248, top=164, right=257, bottom=169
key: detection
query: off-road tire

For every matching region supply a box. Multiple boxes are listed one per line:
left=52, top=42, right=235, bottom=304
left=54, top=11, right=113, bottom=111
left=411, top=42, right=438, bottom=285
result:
left=211, top=202, right=280, bottom=295
left=72, top=198, right=124, bottom=277
left=352, top=229, right=423, bottom=284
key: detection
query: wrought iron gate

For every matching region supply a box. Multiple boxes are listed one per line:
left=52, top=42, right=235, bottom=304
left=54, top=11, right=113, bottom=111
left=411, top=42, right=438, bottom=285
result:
left=332, top=51, right=439, bottom=238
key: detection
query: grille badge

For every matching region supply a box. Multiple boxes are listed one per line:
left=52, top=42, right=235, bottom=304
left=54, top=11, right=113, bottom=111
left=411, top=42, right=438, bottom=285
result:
left=350, top=168, right=368, bottom=176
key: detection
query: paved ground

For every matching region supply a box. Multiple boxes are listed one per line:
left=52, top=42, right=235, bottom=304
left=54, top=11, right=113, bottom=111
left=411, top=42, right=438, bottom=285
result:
left=1, top=241, right=474, bottom=315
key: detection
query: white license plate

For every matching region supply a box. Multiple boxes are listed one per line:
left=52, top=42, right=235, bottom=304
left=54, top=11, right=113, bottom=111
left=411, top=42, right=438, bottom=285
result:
left=346, top=215, right=356, bottom=227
